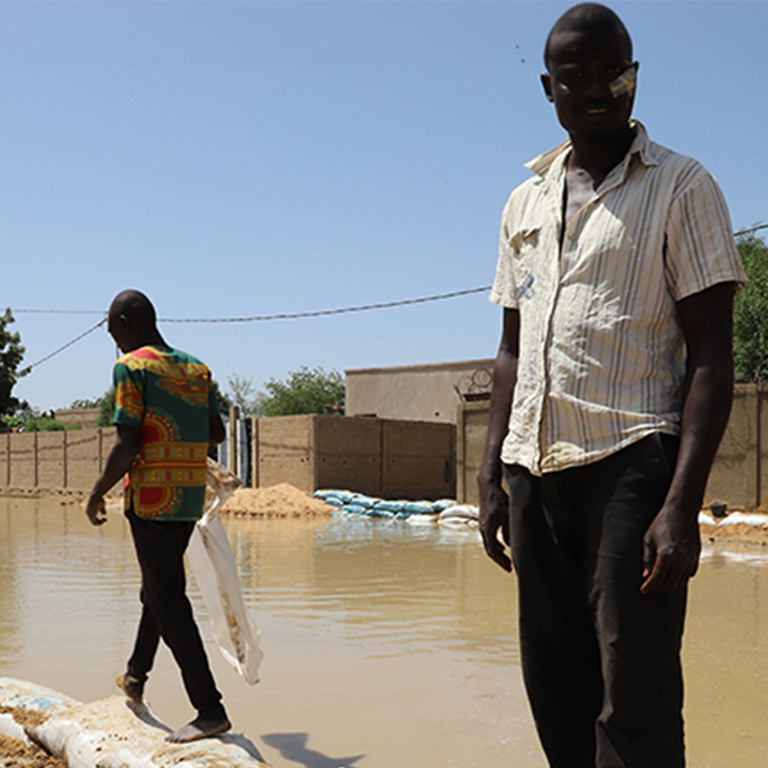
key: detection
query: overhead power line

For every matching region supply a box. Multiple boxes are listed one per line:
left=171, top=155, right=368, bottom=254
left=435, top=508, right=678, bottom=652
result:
left=11, top=221, right=768, bottom=372
left=23, top=318, right=107, bottom=373
left=16, top=286, right=491, bottom=372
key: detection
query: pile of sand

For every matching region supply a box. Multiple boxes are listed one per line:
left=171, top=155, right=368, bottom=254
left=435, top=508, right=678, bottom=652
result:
left=703, top=520, right=768, bottom=547
left=220, top=484, right=334, bottom=518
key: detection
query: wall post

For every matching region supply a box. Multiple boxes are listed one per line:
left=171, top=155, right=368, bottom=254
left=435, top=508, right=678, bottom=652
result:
left=228, top=406, right=240, bottom=477
left=251, top=417, right=259, bottom=489
left=33, top=432, right=38, bottom=488
left=62, top=430, right=68, bottom=489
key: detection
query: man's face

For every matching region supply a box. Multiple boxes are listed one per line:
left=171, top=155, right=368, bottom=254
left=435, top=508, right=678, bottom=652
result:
left=542, top=27, right=637, bottom=143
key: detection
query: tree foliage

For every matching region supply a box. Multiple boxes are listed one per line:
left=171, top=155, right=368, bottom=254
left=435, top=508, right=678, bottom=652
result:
left=97, top=386, right=116, bottom=427
left=2, top=405, right=71, bottom=432
left=0, top=309, right=27, bottom=418
left=226, top=373, right=258, bottom=417
left=258, top=366, right=345, bottom=417
left=733, top=234, right=768, bottom=383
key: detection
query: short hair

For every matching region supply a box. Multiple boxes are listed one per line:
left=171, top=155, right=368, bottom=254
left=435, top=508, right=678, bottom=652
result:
left=109, top=289, right=157, bottom=328
left=544, top=3, right=633, bottom=70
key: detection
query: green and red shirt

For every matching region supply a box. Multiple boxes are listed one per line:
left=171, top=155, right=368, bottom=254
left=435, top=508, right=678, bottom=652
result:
left=112, top=345, right=219, bottom=521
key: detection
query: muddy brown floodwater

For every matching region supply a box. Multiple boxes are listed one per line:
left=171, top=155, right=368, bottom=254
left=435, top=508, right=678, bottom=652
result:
left=1, top=497, right=768, bottom=768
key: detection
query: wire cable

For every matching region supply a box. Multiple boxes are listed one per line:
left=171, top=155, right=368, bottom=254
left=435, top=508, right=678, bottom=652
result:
left=23, top=317, right=107, bottom=373
left=11, top=221, right=768, bottom=371
left=160, top=286, right=491, bottom=323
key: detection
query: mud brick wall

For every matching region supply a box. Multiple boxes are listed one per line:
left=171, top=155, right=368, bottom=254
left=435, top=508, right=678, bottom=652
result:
left=254, top=414, right=455, bottom=500
left=456, top=384, right=768, bottom=509
left=0, top=427, right=117, bottom=495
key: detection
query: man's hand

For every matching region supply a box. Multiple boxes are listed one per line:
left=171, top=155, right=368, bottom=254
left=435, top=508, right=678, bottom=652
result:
left=478, top=475, right=512, bottom=572
left=86, top=493, right=108, bottom=526
left=476, top=308, right=519, bottom=573
left=641, top=505, right=701, bottom=593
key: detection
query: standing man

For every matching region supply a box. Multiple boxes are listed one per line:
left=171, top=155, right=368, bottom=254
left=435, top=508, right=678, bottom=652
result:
left=477, top=4, right=746, bottom=767
left=86, top=289, right=231, bottom=744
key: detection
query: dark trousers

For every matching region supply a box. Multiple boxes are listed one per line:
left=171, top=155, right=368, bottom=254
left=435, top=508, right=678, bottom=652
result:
left=504, top=434, right=687, bottom=768
left=125, top=508, right=225, bottom=720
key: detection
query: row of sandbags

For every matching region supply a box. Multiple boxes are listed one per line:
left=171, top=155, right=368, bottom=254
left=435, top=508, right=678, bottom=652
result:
left=313, top=489, right=479, bottom=526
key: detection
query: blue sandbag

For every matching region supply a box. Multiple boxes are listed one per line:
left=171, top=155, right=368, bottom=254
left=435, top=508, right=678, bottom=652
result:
left=367, top=508, right=395, bottom=519
left=374, top=500, right=406, bottom=513
left=350, top=494, right=379, bottom=509
left=322, top=497, right=345, bottom=507
left=403, top=501, right=436, bottom=515
left=340, top=504, right=369, bottom=516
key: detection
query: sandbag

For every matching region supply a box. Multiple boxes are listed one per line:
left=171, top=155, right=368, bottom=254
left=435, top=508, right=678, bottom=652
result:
left=28, top=694, right=269, bottom=768
left=186, top=460, right=264, bottom=686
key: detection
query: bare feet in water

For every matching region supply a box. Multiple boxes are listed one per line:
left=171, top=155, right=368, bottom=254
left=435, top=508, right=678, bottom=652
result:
left=167, top=716, right=232, bottom=743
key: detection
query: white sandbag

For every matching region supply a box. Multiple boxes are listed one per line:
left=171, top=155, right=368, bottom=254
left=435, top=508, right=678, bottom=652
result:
left=0, top=677, right=80, bottom=747
left=0, top=712, right=29, bottom=743
left=438, top=504, right=479, bottom=522
left=187, top=460, right=264, bottom=686
left=0, top=677, right=79, bottom=714
left=29, top=694, right=269, bottom=768
left=716, top=511, right=768, bottom=528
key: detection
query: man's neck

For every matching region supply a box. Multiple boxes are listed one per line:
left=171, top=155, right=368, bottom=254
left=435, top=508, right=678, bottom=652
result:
left=567, top=123, right=635, bottom=189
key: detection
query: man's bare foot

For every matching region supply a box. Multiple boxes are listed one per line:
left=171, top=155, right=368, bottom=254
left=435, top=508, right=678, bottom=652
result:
left=115, top=674, right=144, bottom=706
left=166, top=716, right=232, bottom=744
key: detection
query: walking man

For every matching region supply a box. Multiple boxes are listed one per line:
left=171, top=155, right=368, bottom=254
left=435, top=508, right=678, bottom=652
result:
left=86, top=289, right=231, bottom=744
left=477, top=4, right=746, bottom=767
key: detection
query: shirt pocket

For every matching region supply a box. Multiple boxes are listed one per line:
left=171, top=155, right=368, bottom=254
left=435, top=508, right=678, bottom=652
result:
left=504, top=224, right=543, bottom=303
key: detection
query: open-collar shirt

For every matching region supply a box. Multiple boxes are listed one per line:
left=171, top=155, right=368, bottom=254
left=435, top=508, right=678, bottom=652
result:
left=490, top=121, right=746, bottom=475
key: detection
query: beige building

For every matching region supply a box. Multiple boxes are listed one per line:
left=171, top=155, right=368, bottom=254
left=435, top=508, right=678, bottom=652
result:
left=345, top=358, right=494, bottom=425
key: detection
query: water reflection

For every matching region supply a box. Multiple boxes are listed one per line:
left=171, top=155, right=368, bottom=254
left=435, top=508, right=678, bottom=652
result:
left=1, top=498, right=768, bottom=767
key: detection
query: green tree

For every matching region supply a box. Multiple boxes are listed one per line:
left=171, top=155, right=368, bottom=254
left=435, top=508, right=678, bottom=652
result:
left=96, top=387, right=116, bottom=427
left=258, top=366, right=345, bottom=417
left=733, top=233, right=768, bottom=383
left=2, top=405, right=71, bottom=432
left=226, top=373, right=258, bottom=417
left=0, top=309, right=28, bottom=418
left=70, top=397, right=102, bottom=409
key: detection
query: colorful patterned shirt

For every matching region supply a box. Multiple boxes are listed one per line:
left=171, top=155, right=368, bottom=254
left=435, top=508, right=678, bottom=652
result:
left=112, top=345, right=219, bottom=521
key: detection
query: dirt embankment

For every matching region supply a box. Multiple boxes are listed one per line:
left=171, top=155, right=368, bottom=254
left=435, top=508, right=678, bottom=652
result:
left=0, top=707, right=63, bottom=768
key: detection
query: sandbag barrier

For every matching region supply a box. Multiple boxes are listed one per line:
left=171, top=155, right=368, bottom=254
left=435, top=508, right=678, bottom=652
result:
left=0, top=678, right=271, bottom=768
left=313, top=490, right=479, bottom=527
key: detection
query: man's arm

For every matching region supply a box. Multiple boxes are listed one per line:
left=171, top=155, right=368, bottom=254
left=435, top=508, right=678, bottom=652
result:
left=641, top=281, right=737, bottom=593
left=210, top=414, right=226, bottom=445
left=477, top=308, right=520, bottom=572
left=85, top=424, right=142, bottom=526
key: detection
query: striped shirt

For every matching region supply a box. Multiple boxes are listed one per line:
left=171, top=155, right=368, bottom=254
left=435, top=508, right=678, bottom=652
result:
left=490, top=121, right=746, bottom=475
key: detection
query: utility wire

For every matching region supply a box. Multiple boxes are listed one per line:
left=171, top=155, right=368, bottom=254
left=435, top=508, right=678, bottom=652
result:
left=12, top=221, right=768, bottom=371
left=15, top=287, right=489, bottom=371
left=160, top=286, right=491, bottom=323
left=23, top=317, right=107, bottom=373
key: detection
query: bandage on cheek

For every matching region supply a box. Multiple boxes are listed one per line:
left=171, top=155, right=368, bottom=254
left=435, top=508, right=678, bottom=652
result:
left=608, top=68, right=636, bottom=98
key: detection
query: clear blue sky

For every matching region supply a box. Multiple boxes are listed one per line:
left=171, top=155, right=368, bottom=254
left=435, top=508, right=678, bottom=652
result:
left=3, top=1, right=766, bottom=412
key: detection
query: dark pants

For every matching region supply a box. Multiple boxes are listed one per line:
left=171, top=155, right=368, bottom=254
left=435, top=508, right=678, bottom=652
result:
left=125, top=508, right=225, bottom=720
left=504, top=434, right=687, bottom=768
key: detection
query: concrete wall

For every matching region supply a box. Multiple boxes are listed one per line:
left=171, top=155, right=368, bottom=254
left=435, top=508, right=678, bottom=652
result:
left=456, top=384, right=768, bottom=509
left=0, top=427, right=117, bottom=496
left=345, top=359, right=494, bottom=425
left=254, top=414, right=455, bottom=500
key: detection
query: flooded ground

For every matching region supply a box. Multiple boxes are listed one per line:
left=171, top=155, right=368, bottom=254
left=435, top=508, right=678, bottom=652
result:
left=1, top=497, right=767, bottom=768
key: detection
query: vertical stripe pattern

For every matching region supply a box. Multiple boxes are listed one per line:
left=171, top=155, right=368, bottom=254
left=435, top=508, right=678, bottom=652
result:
left=489, top=121, right=746, bottom=475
